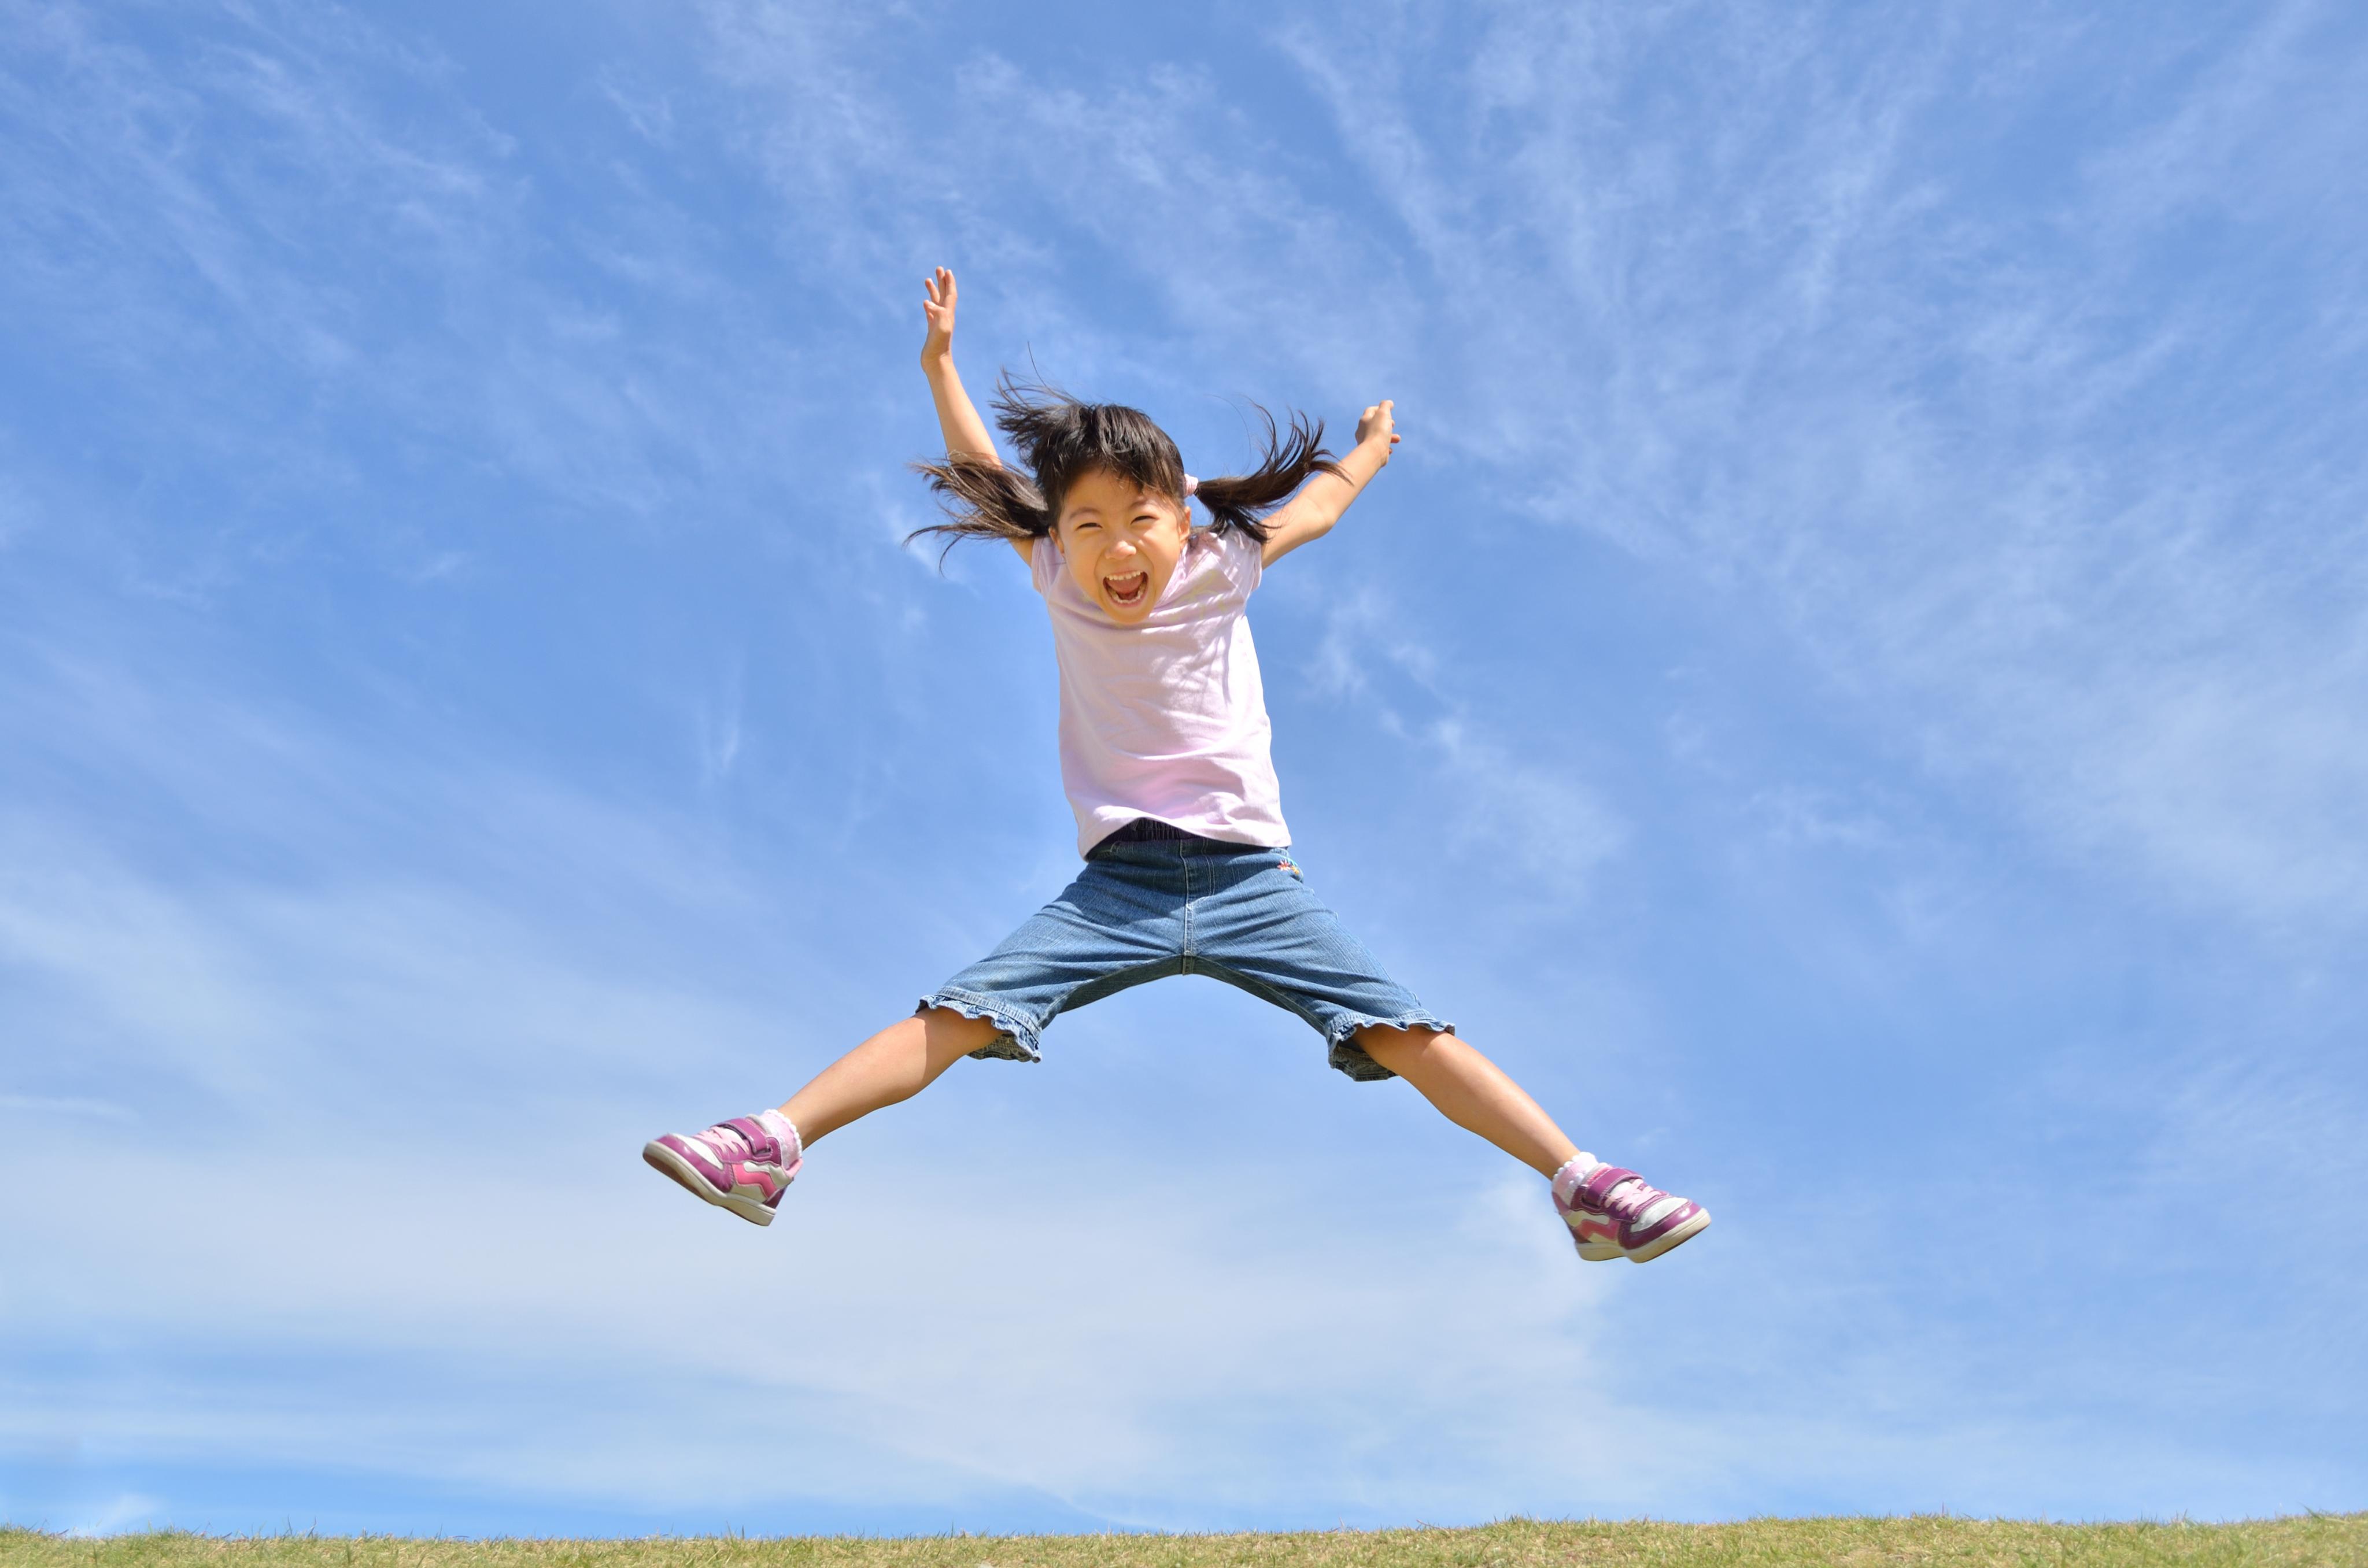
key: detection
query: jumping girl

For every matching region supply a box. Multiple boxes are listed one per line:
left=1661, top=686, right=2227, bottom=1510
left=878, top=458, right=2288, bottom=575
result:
left=644, top=267, right=1709, bottom=1266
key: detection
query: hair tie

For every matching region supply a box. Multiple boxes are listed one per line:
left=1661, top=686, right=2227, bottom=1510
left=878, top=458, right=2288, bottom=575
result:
left=1183, top=473, right=1199, bottom=498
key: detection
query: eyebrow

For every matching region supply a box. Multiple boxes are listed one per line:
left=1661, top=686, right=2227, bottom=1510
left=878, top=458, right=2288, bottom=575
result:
left=1063, top=497, right=1159, bottom=520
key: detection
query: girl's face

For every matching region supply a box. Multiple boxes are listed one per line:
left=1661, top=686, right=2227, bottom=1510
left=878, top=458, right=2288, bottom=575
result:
left=1055, top=468, right=1191, bottom=624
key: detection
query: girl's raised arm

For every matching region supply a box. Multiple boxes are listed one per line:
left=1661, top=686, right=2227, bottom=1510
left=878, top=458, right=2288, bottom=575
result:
left=920, top=268, right=1033, bottom=567
left=1259, top=400, right=1399, bottom=567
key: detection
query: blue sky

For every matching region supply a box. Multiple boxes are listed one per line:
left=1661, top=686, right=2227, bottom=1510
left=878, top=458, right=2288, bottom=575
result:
left=5, top=0, right=2366, bottom=1539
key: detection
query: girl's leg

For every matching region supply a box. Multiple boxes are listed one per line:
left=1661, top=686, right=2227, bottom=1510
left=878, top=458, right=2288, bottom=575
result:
left=779, top=1007, right=1003, bottom=1145
left=1354, top=1025, right=1582, bottom=1178
left=645, top=1008, right=1003, bottom=1226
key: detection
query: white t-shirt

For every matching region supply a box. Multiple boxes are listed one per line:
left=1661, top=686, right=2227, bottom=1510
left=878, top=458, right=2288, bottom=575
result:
left=1032, top=527, right=1291, bottom=856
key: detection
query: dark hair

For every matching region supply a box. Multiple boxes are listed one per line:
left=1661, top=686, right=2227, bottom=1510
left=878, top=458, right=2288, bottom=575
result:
left=910, top=373, right=1342, bottom=556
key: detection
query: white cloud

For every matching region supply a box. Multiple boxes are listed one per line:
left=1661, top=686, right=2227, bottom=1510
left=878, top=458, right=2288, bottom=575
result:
left=0, top=1106, right=1625, bottom=1519
left=672, top=0, right=2368, bottom=943
left=0, top=0, right=852, bottom=598
left=6, top=0, right=2365, bottom=1534
left=10, top=1102, right=2349, bottom=1525
left=1301, top=586, right=1624, bottom=908
left=1268, top=1, right=2368, bottom=936
left=1424, top=718, right=1625, bottom=900
left=6, top=621, right=2308, bottom=1529
left=695, top=653, right=747, bottom=787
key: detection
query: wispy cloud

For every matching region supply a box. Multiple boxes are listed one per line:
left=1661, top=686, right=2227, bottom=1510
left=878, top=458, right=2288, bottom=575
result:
left=1266, top=1, right=2368, bottom=935
left=0, top=0, right=846, bottom=598
left=5, top=0, right=2364, bottom=1536
left=4, top=1134, right=1623, bottom=1519
left=1301, top=585, right=1623, bottom=907
left=692, top=0, right=2368, bottom=935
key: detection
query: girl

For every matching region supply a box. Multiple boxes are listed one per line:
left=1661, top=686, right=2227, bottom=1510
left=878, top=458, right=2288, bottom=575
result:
left=644, top=268, right=1709, bottom=1266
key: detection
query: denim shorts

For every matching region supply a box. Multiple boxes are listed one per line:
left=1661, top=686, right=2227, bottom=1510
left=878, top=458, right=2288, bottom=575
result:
left=919, top=833, right=1451, bottom=1082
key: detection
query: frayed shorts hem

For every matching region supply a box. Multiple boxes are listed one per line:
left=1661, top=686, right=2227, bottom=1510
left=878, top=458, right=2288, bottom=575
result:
left=921, top=988, right=1453, bottom=1084
left=920, top=839, right=1448, bottom=1083
left=1322, top=1011, right=1457, bottom=1082
left=918, top=990, right=1044, bottom=1064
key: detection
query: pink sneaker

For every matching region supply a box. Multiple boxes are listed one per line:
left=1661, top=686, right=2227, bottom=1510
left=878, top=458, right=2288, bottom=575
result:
left=1553, top=1159, right=1710, bottom=1263
left=643, top=1112, right=801, bottom=1226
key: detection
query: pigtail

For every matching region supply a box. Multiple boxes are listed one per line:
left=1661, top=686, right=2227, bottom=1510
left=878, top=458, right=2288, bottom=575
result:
left=906, top=454, right=1052, bottom=559
left=1189, top=404, right=1344, bottom=544
left=906, top=374, right=1338, bottom=556
left=904, top=374, right=1102, bottom=561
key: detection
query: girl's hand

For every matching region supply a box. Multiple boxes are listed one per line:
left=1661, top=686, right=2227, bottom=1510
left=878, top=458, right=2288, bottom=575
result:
left=1356, top=399, right=1399, bottom=460
left=921, top=266, right=959, bottom=363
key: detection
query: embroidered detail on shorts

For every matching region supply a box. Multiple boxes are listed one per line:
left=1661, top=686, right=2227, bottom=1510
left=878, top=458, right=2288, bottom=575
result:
left=1276, top=852, right=1302, bottom=879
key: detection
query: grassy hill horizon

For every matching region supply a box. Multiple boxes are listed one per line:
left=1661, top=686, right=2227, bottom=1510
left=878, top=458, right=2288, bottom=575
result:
left=7, top=1513, right=2364, bottom=1566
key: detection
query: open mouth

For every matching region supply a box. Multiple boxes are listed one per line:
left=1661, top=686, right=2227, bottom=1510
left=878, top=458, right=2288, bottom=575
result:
left=1103, top=570, right=1150, bottom=608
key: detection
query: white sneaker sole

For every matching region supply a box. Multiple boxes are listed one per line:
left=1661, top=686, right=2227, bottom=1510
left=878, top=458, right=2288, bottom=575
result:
left=642, top=1139, right=777, bottom=1226
left=1575, top=1206, right=1711, bottom=1263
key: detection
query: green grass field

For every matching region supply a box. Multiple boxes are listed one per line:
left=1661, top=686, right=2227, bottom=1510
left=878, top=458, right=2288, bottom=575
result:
left=6, top=1517, right=2363, bottom=1568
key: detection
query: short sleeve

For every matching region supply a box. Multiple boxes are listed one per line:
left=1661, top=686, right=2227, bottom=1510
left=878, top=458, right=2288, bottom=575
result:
left=1029, top=532, right=1060, bottom=597
left=1209, top=526, right=1264, bottom=597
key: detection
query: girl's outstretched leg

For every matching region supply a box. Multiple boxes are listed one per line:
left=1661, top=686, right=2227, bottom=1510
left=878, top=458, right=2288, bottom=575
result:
left=1353, top=1025, right=1580, bottom=1177
left=644, top=1008, right=999, bottom=1227
left=1354, top=1025, right=1711, bottom=1263
left=780, top=1007, right=1001, bottom=1145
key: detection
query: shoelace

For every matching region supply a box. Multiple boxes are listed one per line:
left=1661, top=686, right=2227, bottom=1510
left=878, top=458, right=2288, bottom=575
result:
left=694, top=1121, right=756, bottom=1160
left=1598, top=1175, right=1664, bottom=1220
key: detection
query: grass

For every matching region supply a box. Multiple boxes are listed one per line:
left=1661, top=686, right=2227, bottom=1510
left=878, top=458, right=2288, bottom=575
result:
left=3, top=1517, right=2363, bottom=1568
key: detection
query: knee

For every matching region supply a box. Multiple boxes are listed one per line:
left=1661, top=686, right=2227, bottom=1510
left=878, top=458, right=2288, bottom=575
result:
left=1353, top=1022, right=1452, bottom=1070
left=919, top=1006, right=1006, bottom=1052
